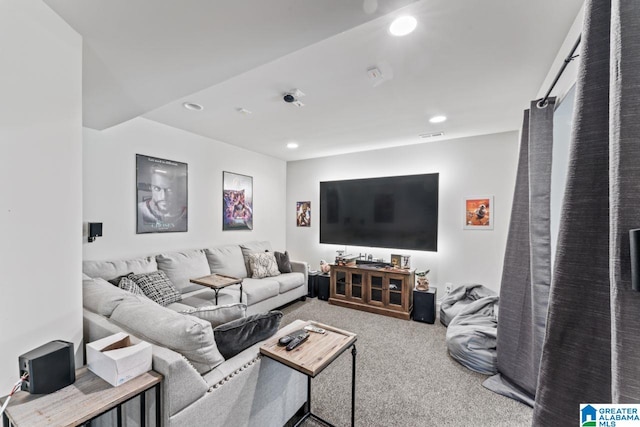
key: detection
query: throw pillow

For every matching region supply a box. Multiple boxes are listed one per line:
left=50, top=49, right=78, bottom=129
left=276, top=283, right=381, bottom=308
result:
left=274, top=251, right=292, bottom=273
left=247, top=252, right=281, bottom=279
left=129, top=270, right=182, bottom=306
left=118, top=276, right=145, bottom=296
left=180, top=303, right=247, bottom=328
left=213, top=311, right=283, bottom=359
left=107, top=272, right=134, bottom=287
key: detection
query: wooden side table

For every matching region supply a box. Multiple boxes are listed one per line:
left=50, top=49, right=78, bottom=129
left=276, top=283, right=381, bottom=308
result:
left=260, top=321, right=357, bottom=427
left=1, top=367, right=162, bottom=427
left=189, top=273, right=243, bottom=304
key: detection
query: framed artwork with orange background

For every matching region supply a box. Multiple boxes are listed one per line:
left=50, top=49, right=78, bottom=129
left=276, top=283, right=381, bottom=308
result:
left=464, top=196, right=494, bottom=230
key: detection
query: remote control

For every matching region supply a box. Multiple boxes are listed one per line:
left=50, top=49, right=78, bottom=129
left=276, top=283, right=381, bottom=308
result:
left=304, top=325, right=326, bottom=334
left=278, top=330, right=306, bottom=346
left=286, top=332, right=310, bottom=351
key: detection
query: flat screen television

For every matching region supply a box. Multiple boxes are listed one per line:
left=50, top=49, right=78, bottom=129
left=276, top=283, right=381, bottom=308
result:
left=320, top=173, right=439, bottom=251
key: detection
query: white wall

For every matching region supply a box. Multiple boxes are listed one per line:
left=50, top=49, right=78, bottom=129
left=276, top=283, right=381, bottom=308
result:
left=0, top=0, right=82, bottom=392
left=286, top=131, right=519, bottom=294
left=83, top=118, right=287, bottom=260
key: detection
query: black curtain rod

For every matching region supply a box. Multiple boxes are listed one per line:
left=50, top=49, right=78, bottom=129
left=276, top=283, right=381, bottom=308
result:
left=538, top=35, right=582, bottom=108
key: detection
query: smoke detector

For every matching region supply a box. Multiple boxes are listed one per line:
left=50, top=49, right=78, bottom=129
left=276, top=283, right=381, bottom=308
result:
left=367, top=67, right=385, bottom=87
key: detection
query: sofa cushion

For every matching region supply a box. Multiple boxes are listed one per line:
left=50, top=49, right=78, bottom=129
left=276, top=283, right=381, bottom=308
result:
left=83, top=277, right=130, bottom=317
left=213, top=311, right=283, bottom=359
left=156, top=249, right=211, bottom=293
left=181, top=303, right=247, bottom=328
left=205, top=245, right=248, bottom=279
left=274, top=251, right=292, bottom=273
left=272, top=272, right=305, bottom=294
left=83, top=256, right=158, bottom=281
left=247, top=252, right=281, bottom=279
left=240, top=241, right=272, bottom=273
left=111, top=295, right=225, bottom=374
left=180, top=290, right=240, bottom=308
left=241, top=278, right=279, bottom=305
left=130, top=270, right=182, bottom=306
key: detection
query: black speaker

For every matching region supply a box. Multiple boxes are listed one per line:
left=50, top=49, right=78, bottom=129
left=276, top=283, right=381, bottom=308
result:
left=88, top=222, right=103, bottom=242
left=19, top=341, right=75, bottom=394
left=630, top=229, right=640, bottom=291
left=413, top=288, right=437, bottom=324
left=308, top=272, right=319, bottom=298
left=317, top=274, right=330, bottom=301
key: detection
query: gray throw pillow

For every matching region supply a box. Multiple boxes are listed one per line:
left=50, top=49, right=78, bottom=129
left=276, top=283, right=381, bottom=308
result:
left=130, top=270, right=182, bottom=306
left=274, top=251, right=292, bottom=273
left=213, top=311, right=283, bottom=359
left=107, top=272, right=134, bottom=287
left=247, top=252, right=281, bottom=279
left=180, top=303, right=247, bottom=328
left=118, top=276, right=145, bottom=296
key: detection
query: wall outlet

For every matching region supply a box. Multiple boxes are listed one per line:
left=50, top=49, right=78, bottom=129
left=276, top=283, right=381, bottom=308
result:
left=445, top=282, right=453, bottom=293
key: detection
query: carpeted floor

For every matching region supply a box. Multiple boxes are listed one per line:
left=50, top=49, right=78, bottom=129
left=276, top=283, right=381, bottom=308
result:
left=279, top=298, right=532, bottom=427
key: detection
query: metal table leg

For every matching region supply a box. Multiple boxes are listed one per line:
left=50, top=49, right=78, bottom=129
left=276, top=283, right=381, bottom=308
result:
left=351, top=344, right=357, bottom=427
left=155, top=383, right=161, bottom=427
left=213, top=288, right=220, bottom=305
left=293, top=343, right=357, bottom=427
left=140, top=389, right=146, bottom=426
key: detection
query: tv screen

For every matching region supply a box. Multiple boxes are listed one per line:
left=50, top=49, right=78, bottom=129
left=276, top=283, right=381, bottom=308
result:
left=320, top=174, right=439, bottom=251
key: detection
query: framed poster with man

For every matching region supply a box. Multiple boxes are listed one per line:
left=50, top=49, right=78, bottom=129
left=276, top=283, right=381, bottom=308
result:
left=136, top=154, right=188, bottom=233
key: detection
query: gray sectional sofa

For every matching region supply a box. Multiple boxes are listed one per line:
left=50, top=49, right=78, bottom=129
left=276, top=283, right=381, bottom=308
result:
left=82, top=241, right=308, bottom=426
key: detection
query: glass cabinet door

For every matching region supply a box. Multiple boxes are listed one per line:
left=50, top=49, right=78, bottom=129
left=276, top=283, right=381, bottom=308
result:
left=335, top=270, right=347, bottom=296
left=387, top=275, right=404, bottom=307
left=369, top=273, right=384, bottom=305
left=350, top=272, right=363, bottom=300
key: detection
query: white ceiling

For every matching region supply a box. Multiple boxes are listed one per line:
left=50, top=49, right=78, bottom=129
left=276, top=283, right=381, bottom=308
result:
left=44, top=0, right=583, bottom=161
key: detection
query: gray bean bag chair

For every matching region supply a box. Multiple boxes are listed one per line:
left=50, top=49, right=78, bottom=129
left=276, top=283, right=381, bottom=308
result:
left=440, top=283, right=497, bottom=326
left=446, top=295, right=499, bottom=375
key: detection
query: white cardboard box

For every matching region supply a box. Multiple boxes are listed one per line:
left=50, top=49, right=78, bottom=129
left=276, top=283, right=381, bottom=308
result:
left=87, top=332, right=152, bottom=387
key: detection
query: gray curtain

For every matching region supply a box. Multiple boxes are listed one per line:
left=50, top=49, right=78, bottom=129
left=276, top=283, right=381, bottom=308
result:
left=482, top=98, right=554, bottom=406
left=533, top=1, right=640, bottom=425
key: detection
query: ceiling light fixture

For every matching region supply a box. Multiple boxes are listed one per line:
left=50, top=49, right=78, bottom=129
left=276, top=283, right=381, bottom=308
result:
left=429, top=115, right=447, bottom=123
left=287, top=142, right=299, bottom=149
left=389, top=16, right=417, bottom=36
left=183, top=102, right=204, bottom=111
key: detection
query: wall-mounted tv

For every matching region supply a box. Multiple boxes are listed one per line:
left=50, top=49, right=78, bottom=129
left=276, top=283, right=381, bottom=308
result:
left=320, top=174, right=439, bottom=251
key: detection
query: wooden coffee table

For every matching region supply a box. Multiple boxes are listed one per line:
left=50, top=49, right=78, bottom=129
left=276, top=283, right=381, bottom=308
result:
left=189, top=273, right=243, bottom=304
left=260, top=321, right=357, bottom=427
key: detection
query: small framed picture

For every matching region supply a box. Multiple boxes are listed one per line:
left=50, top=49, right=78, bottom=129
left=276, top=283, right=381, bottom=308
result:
left=296, top=201, right=311, bottom=227
left=390, top=254, right=402, bottom=268
left=464, top=196, right=494, bottom=230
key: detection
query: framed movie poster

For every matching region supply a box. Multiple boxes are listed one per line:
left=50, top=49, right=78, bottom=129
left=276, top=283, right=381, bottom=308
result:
left=296, top=201, right=311, bottom=227
left=136, top=154, right=188, bottom=233
left=464, top=196, right=493, bottom=230
left=223, top=171, right=253, bottom=231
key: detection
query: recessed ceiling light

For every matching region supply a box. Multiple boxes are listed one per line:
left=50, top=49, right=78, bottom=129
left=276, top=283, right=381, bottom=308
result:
left=183, top=102, right=203, bottom=111
left=429, top=115, right=447, bottom=123
left=389, top=16, right=417, bottom=36
left=287, top=142, right=299, bottom=149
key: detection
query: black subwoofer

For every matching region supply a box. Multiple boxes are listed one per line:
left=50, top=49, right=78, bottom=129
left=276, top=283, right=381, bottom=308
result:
left=317, top=274, right=330, bottom=301
left=413, top=288, right=437, bottom=324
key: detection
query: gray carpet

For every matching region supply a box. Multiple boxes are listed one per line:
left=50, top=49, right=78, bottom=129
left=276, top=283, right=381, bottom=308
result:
left=279, top=298, right=532, bottom=427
